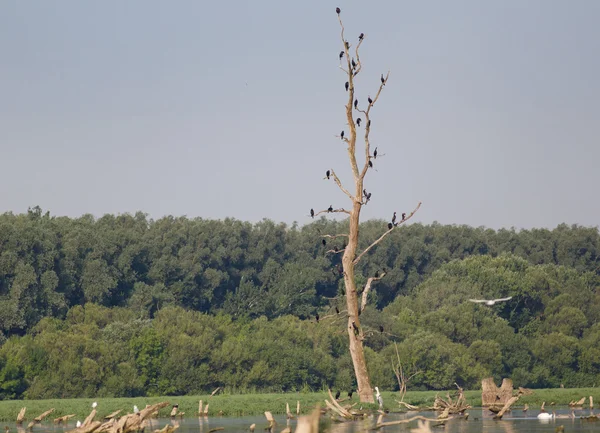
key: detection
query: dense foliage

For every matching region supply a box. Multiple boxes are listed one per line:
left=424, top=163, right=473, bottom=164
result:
left=0, top=207, right=598, bottom=398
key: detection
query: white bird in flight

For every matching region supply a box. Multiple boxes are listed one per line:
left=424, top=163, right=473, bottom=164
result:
left=469, top=296, right=512, bottom=306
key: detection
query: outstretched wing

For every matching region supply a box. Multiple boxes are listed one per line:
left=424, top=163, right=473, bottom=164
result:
left=495, top=296, right=513, bottom=302
left=469, top=299, right=487, bottom=303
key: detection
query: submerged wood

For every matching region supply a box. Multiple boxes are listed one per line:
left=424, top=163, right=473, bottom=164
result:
left=66, top=421, right=102, bottom=433
left=569, top=397, right=586, bottom=407
left=296, top=401, right=300, bottom=416
left=265, top=411, right=276, bottom=429
left=286, top=403, right=295, bottom=420
left=397, top=401, right=420, bottom=411
left=208, top=428, right=224, bottom=433
left=432, top=386, right=470, bottom=414
left=294, top=406, right=320, bottom=433
left=54, top=415, right=76, bottom=424
left=17, top=408, right=27, bottom=424
left=153, top=424, right=179, bottom=433
left=375, top=415, right=445, bottom=429
left=409, top=420, right=432, bottom=433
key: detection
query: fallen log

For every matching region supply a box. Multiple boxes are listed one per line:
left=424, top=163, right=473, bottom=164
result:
left=104, top=411, right=122, bottom=420
left=82, top=409, right=97, bottom=428
left=493, top=396, right=519, bottom=420
left=34, top=409, right=55, bottom=423
left=153, top=424, right=179, bottom=433
left=66, top=420, right=102, bottom=433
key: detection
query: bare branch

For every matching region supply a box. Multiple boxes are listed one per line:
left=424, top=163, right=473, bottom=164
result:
left=353, top=201, right=422, bottom=265
left=326, top=248, right=346, bottom=255
left=360, top=271, right=386, bottom=312
left=321, top=233, right=349, bottom=239
left=360, top=71, right=390, bottom=181
left=329, top=169, right=355, bottom=201
left=313, top=208, right=351, bottom=217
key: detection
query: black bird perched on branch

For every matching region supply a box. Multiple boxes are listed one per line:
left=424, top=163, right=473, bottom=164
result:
left=354, top=99, right=358, bottom=109
left=359, top=33, right=364, bottom=41
left=373, top=147, right=378, bottom=159
left=335, top=390, right=341, bottom=400
left=356, top=118, right=361, bottom=127
left=328, top=205, right=334, bottom=213
left=325, top=170, right=330, bottom=179
left=368, top=96, right=373, bottom=105
left=340, top=130, right=344, bottom=139
left=375, top=271, right=379, bottom=278
left=352, top=321, right=359, bottom=336
left=367, top=120, right=371, bottom=128
left=336, top=7, right=341, bottom=14
left=315, top=313, right=320, bottom=322
left=335, top=306, right=340, bottom=314
left=345, top=41, right=349, bottom=49
left=334, top=246, right=339, bottom=252
left=345, top=81, right=349, bottom=91
left=322, top=239, right=326, bottom=246
left=368, top=160, right=373, bottom=168
left=379, top=325, right=384, bottom=333
left=351, top=59, right=356, bottom=70
left=365, top=192, right=371, bottom=203
left=310, top=208, right=314, bottom=218
left=348, top=390, right=354, bottom=399
left=402, top=212, right=406, bottom=220
left=392, top=212, right=397, bottom=225
left=339, top=51, right=344, bottom=60
left=388, top=222, right=393, bottom=230
left=381, top=74, right=385, bottom=85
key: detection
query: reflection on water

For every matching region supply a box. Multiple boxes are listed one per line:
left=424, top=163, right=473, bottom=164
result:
left=10, top=408, right=600, bottom=433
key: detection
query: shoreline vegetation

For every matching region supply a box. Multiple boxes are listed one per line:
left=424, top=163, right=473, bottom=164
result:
left=0, top=388, right=598, bottom=422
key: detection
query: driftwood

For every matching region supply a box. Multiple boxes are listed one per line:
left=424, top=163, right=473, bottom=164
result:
left=169, top=407, right=178, bottom=418
left=493, top=396, right=519, bottom=420
left=286, top=403, right=295, bottom=420
left=397, top=401, right=420, bottom=411
left=82, top=409, right=97, bottom=428
left=432, top=385, right=470, bottom=414
left=325, top=389, right=353, bottom=420
left=294, top=406, right=320, bottom=433
left=34, top=409, right=55, bottom=423
left=17, top=408, right=27, bottom=424
left=375, top=415, right=447, bottom=429
left=569, top=397, right=586, bottom=407
left=210, top=387, right=221, bottom=397
left=198, top=401, right=209, bottom=417
left=591, top=396, right=594, bottom=409
left=518, top=387, right=533, bottom=396
left=481, top=378, right=513, bottom=406
left=410, top=420, right=432, bottom=433
left=68, top=402, right=170, bottom=433
left=249, top=424, right=256, bottom=432
left=296, top=401, right=300, bottom=416
left=54, top=415, right=76, bottom=424
left=153, top=425, right=179, bottom=433
left=104, top=411, right=122, bottom=420
left=523, top=404, right=529, bottom=412
left=208, top=429, right=224, bottom=433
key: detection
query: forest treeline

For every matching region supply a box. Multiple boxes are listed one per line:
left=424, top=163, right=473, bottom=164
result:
left=0, top=207, right=599, bottom=399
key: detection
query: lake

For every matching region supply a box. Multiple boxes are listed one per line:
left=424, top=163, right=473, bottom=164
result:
left=14, top=407, right=600, bottom=433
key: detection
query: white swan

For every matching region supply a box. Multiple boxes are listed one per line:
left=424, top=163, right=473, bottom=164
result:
left=537, top=411, right=555, bottom=420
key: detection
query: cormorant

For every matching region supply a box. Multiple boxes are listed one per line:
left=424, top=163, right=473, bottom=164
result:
left=356, top=118, right=361, bottom=127
left=381, top=74, right=385, bottom=85
left=359, top=33, right=364, bottom=41
left=375, top=271, right=379, bottom=278
left=351, top=321, right=359, bottom=335
left=326, top=170, right=331, bottom=179
left=368, top=160, right=373, bottom=168
left=388, top=222, right=393, bottom=230
left=310, top=208, right=314, bottom=218
left=354, top=99, right=358, bottom=109
left=351, top=59, right=356, bottom=70
left=379, top=325, right=384, bottom=333
left=340, top=130, right=345, bottom=139
left=328, top=205, right=334, bottom=212
left=368, top=96, right=373, bottom=105
left=335, top=306, right=340, bottom=314
left=402, top=212, right=406, bottom=220
left=315, top=313, right=320, bottom=322
left=335, top=390, right=341, bottom=400
left=345, top=41, right=349, bottom=49
left=348, top=390, right=354, bottom=399
left=345, top=81, right=349, bottom=91
left=339, top=51, right=344, bottom=60
left=367, top=120, right=371, bottom=128
left=322, top=239, right=327, bottom=246
left=336, top=7, right=341, bottom=14
left=373, top=147, right=378, bottom=159
left=334, top=246, right=339, bottom=252
left=392, top=212, right=397, bottom=224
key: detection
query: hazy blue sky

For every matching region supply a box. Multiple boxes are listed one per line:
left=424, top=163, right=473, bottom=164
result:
left=1, top=1, right=598, bottom=229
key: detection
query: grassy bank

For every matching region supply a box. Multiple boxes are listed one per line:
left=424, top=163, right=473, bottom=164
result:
left=0, top=388, right=597, bottom=422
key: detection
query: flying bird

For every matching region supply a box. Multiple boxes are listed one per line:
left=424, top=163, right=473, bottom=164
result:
left=328, top=205, right=334, bottom=213
left=345, top=81, right=349, bottom=91
left=368, top=96, right=373, bottom=105
left=469, top=297, right=513, bottom=306
left=373, top=147, right=378, bottom=159
left=354, top=99, right=358, bottom=109
left=356, top=118, right=361, bottom=127
left=359, top=33, right=364, bottom=41
left=336, top=7, right=341, bottom=14
left=310, top=208, right=314, bottom=218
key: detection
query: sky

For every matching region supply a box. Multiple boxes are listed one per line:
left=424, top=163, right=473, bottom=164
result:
left=1, top=0, right=598, bottom=230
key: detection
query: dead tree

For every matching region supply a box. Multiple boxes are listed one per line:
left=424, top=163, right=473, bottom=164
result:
left=310, top=7, right=421, bottom=403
